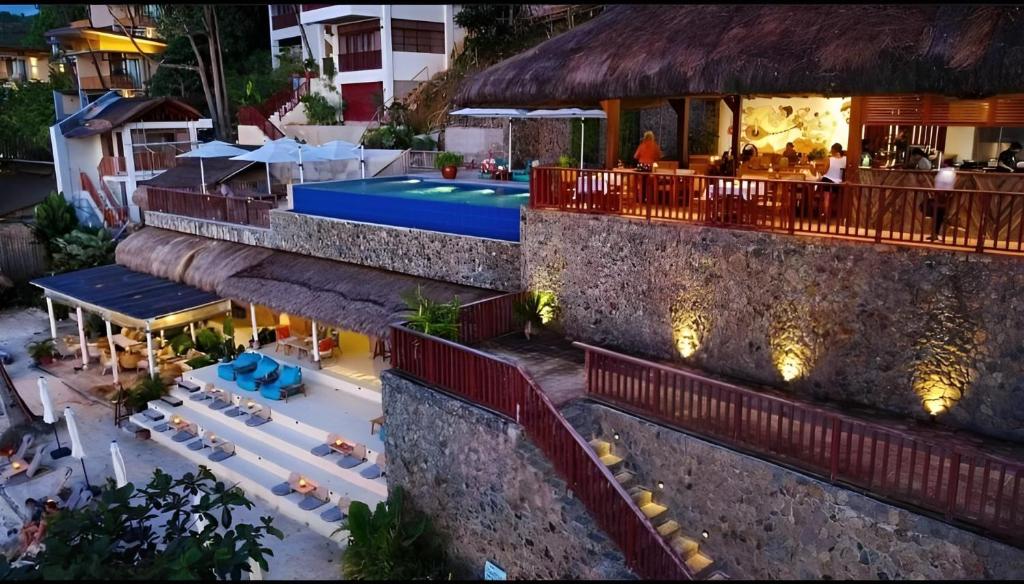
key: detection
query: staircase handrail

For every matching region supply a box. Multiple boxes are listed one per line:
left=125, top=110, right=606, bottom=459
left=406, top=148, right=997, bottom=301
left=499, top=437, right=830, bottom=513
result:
left=0, top=361, right=36, bottom=422
left=80, top=172, right=126, bottom=227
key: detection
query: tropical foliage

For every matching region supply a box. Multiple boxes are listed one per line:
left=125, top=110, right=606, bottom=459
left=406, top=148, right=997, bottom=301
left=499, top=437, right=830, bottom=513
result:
left=336, top=486, right=449, bottom=580
left=434, top=152, right=464, bottom=169
left=0, top=81, right=56, bottom=159
left=300, top=93, right=340, bottom=125
left=513, top=291, right=556, bottom=340
left=401, top=287, right=461, bottom=341
left=50, top=229, right=116, bottom=273
left=362, top=124, right=416, bottom=150
left=32, top=193, right=79, bottom=247
left=124, top=374, right=168, bottom=412
left=0, top=467, right=282, bottom=580
left=25, top=338, right=57, bottom=364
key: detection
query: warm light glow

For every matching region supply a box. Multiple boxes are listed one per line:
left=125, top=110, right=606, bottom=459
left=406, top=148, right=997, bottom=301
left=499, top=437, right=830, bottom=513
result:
left=298, top=478, right=307, bottom=487
left=208, top=434, right=216, bottom=441
left=910, top=305, right=976, bottom=417
left=247, top=401, right=255, bottom=408
left=335, top=439, right=343, bottom=446
left=12, top=462, right=21, bottom=470
left=701, top=530, right=709, bottom=539
left=172, top=416, right=181, bottom=424
left=779, top=353, right=803, bottom=382
left=675, top=326, right=700, bottom=358
left=537, top=290, right=557, bottom=325
left=613, top=432, right=620, bottom=441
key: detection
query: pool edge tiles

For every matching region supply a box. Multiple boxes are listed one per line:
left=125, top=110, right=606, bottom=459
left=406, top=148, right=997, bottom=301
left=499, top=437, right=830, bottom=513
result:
left=292, top=175, right=528, bottom=242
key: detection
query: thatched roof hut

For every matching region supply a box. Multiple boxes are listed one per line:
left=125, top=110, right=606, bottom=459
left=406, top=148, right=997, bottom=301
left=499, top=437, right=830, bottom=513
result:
left=456, top=4, right=1024, bottom=108
left=116, top=228, right=496, bottom=337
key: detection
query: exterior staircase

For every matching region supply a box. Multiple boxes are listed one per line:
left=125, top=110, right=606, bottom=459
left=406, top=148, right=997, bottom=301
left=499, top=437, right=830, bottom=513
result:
left=589, top=437, right=719, bottom=576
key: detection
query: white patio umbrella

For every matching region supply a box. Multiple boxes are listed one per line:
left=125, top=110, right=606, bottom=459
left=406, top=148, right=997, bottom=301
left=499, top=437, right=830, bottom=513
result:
left=450, top=108, right=530, bottom=165
left=230, top=138, right=326, bottom=190
left=110, top=440, right=127, bottom=488
left=306, top=139, right=362, bottom=180
left=248, top=556, right=264, bottom=580
left=64, top=406, right=89, bottom=486
left=38, top=377, right=69, bottom=459
left=177, top=140, right=250, bottom=193
left=192, top=491, right=209, bottom=534
left=525, top=108, right=607, bottom=169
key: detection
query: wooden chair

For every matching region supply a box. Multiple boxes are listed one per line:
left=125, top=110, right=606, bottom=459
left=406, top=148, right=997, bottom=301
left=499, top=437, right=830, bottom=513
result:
left=317, top=338, right=335, bottom=361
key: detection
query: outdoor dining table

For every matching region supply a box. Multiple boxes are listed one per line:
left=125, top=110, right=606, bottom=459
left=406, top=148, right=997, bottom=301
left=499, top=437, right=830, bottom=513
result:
left=169, top=416, right=190, bottom=431
left=282, top=337, right=313, bottom=360
left=111, top=334, right=145, bottom=352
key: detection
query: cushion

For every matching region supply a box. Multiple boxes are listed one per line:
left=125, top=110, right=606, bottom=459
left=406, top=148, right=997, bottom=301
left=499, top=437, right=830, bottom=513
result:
left=186, top=439, right=205, bottom=451
left=189, top=391, right=210, bottom=402
left=259, top=386, right=284, bottom=401
left=142, top=409, right=164, bottom=421
left=152, top=423, right=169, bottom=432
left=217, top=364, right=236, bottom=381
left=337, top=454, right=363, bottom=469
left=172, top=430, right=195, bottom=442
left=223, top=407, right=243, bottom=418
left=246, top=415, right=269, bottom=428
left=232, top=352, right=261, bottom=373
left=208, top=397, right=230, bottom=410
left=310, top=444, right=331, bottom=457
left=178, top=380, right=201, bottom=392
left=209, top=449, right=234, bottom=462
left=236, top=375, right=258, bottom=391
left=359, top=464, right=382, bottom=480
left=278, top=365, right=302, bottom=387
left=298, top=495, right=326, bottom=511
left=320, top=506, right=344, bottom=522
left=270, top=482, right=291, bottom=496
left=253, top=357, right=280, bottom=381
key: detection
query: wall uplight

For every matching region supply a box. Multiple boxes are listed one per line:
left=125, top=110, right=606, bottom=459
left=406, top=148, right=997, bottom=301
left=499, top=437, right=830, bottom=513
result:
left=701, top=530, right=710, bottom=539
left=612, top=432, right=620, bottom=441
left=675, top=326, right=700, bottom=358
left=657, top=481, right=664, bottom=490
left=779, top=353, right=803, bottom=382
left=910, top=296, right=978, bottom=417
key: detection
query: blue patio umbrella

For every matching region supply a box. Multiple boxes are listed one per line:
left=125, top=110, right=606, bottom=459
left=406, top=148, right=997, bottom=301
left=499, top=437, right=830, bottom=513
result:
left=176, top=140, right=249, bottom=193
left=231, top=138, right=327, bottom=189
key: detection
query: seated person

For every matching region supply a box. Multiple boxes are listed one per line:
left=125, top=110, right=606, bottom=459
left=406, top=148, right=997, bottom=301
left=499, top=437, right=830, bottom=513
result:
left=782, top=142, right=800, bottom=165
left=906, top=147, right=933, bottom=170
left=17, top=499, right=42, bottom=554
left=997, top=141, right=1022, bottom=173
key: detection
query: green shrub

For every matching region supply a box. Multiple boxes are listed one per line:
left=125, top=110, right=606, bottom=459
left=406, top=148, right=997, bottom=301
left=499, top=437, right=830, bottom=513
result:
left=300, top=93, right=340, bottom=126
left=195, top=328, right=224, bottom=357
left=185, top=355, right=216, bottom=370
left=434, top=151, right=464, bottom=169
left=513, top=291, right=556, bottom=340
left=51, top=228, right=116, bottom=273
left=336, top=486, right=449, bottom=580
left=411, top=134, right=437, bottom=151
left=557, top=154, right=578, bottom=168
left=125, top=375, right=167, bottom=412
left=401, top=286, right=461, bottom=341
left=169, top=333, right=194, bottom=356
left=362, top=124, right=415, bottom=150
left=26, top=338, right=57, bottom=363
left=32, top=192, right=79, bottom=247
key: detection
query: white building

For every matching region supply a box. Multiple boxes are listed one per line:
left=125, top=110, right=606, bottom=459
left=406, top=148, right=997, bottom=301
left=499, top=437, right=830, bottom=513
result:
left=268, top=4, right=464, bottom=123
left=49, top=91, right=212, bottom=227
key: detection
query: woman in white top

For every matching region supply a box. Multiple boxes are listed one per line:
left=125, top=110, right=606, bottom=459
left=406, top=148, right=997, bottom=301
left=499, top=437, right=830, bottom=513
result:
left=821, top=143, right=847, bottom=184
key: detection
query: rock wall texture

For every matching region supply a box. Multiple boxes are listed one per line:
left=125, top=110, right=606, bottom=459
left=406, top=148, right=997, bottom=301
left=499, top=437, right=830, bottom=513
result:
left=381, top=371, right=635, bottom=581
left=143, top=209, right=521, bottom=291
left=564, top=401, right=1024, bottom=580
left=523, top=208, right=1024, bottom=442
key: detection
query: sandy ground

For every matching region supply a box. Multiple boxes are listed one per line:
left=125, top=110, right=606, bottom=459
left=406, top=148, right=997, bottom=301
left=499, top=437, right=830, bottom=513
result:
left=0, top=308, right=343, bottom=579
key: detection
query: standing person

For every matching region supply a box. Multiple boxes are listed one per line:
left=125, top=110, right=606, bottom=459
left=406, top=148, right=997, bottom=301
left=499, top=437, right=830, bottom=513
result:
left=997, top=141, right=1022, bottom=173
left=633, top=130, right=663, bottom=170
left=818, top=143, right=847, bottom=219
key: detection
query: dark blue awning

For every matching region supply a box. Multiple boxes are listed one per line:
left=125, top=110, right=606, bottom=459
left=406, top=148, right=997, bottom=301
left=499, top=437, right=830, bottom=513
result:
left=32, top=264, right=231, bottom=330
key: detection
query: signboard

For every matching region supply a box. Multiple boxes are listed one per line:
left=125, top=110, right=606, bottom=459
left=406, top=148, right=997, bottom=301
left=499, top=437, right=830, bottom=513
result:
left=484, top=561, right=507, bottom=580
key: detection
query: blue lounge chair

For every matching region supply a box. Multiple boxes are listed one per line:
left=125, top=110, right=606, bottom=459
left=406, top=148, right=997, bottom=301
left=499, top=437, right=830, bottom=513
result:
left=259, top=366, right=304, bottom=401
left=208, top=394, right=231, bottom=410
left=187, top=439, right=205, bottom=451
left=253, top=356, right=280, bottom=384
left=231, top=352, right=261, bottom=374
left=271, top=482, right=291, bottom=496
left=208, top=443, right=235, bottom=462
left=310, top=444, right=332, bottom=457
left=216, top=363, right=236, bottom=381
left=298, top=486, right=328, bottom=511
left=172, top=429, right=195, bottom=443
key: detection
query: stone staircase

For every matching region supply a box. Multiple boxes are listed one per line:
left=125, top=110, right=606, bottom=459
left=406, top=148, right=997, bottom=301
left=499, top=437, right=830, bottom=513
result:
left=588, top=437, right=718, bottom=576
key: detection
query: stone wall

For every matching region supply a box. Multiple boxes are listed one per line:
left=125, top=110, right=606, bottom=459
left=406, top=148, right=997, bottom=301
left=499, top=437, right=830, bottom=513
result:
left=143, top=209, right=521, bottom=291
left=564, top=401, right=1024, bottom=580
left=523, top=208, right=1024, bottom=442
left=381, top=371, right=635, bottom=580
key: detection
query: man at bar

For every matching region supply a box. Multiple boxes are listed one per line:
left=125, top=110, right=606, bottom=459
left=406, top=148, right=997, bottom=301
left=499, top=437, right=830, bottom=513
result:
left=997, top=141, right=1022, bottom=173
left=907, top=147, right=933, bottom=170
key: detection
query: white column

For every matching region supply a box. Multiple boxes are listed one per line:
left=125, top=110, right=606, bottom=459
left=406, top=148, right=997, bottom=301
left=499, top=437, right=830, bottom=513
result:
left=145, top=330, right=156, bottom=376
left=380, top=5, right=394, bottom=104
left=189, top=322, right=196, bottom=343
left=443, top=4, right=455, bottom=70
left=250, top=303, right=259, bottom=345
left=311, top=320, right=320, bottom=365
left=105, top=320, right=119, bottom=384
left=46, top=297, right=57, bottom=340
left=76, top=306, right=88, bottom=368
left=122, top=126, right=136, bottom=202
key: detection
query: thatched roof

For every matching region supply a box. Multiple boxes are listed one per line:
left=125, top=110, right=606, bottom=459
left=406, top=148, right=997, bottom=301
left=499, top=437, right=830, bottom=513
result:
left=116, top=228, right=496, bottom=337
left=456, top=4, right=1024, bottom=108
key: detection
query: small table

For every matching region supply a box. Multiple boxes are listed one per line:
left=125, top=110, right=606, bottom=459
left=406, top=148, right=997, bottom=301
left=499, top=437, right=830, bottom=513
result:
left=112, top=334, right=145, bottom=353
left=491, top=169, right=511, bottom=181
left=292, top=480, right=316, bottom=496
left=370, top=415, right=385, bottom=435
left=169, top=417, right=190, bottom=431
left=5, top=459, right=28, bottom=480
left=329, top=440, right=355, bottom=456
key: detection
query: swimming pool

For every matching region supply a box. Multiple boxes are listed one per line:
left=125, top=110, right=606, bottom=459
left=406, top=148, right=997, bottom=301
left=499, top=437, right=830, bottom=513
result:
left=291, top=176, right=529, bottom=241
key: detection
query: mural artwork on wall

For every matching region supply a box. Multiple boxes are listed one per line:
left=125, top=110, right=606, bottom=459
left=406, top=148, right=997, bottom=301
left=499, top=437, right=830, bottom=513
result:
left=740, top=97, right=851, bottom=155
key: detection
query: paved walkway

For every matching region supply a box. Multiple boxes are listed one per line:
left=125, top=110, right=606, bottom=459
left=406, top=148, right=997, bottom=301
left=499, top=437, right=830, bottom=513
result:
left=475, top=329, right=586, bottom=407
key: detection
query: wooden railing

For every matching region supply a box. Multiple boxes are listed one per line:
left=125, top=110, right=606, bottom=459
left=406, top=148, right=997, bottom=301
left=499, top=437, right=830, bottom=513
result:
left=238, top=106, right=285, bottom=140
left=531, top=167, right=1024, bottom=255
left=80, top=172, right=127, bottom=227
left=146, top=187, right=274, bottom=228
left=458, top=291, right=530, bottom=345
left=578, top=342, right=1024, bottom=546
left=389, top=325, right=698, bottom=580
left=271, top=8, right=298, bottom=29
left=260, top=77, right=310, bottom=120
left=99, top=151, right=178, bottom=176
left=0, top=361, right=37, bottom=422
left=339, top=50, right=382, bottom=72
left=407, top=150, right=440, bottom=170
left=77, top=74, right=139, bottom=90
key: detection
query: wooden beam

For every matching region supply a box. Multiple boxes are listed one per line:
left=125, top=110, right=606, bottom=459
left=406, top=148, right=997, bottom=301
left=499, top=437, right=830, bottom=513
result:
left=601, top=99, right=621, bottom=168
left=668, top=98, right=690, bottom=168
left=846, top=96, right=865, bottom=182
left=725, top=95, right=742, bottom=176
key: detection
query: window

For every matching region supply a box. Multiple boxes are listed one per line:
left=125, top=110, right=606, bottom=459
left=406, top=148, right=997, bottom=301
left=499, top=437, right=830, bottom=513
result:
left=10, top=59, right=27, bottom=81
left=271, top=5, right=298, bottom=17
left=391, top=19, right=444, bottom=54
left=339, top=30, right=381, bottom=55
left=688, top=98, right=720, bottom=156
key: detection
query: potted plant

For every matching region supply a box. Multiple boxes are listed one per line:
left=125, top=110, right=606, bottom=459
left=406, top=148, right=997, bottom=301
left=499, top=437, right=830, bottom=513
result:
left=26, top=338, right=57, bottom=366
left=435, top=152, right=464, bottom=179
left=557, top=154, right=578, bottom=168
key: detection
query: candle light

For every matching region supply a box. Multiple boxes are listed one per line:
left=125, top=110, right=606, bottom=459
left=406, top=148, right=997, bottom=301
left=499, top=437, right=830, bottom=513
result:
left=335, top=439, right=343, bottom=446
left=12, top=462, right=20, bottom=470
left=172, top=416, right=181, bottom=425
left=298, top=478, right=307, bottom=487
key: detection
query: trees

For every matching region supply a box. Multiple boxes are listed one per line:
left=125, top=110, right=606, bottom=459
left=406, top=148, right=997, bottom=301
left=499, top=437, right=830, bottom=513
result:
left=0, top=81, right=57, bottom=159
left=0, top=467, right=282, bottom=580
left=20, top=5, right=87, bottom=50
left=32, top=193, right=79, bottom=246
left=50, top=228, right=116, bottom=273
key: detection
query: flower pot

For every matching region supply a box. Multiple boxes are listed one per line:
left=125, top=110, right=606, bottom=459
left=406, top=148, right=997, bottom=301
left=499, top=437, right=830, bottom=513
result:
left=37, top=355, right=53, bottom=366
left=441, top=165, right=458, bottom=179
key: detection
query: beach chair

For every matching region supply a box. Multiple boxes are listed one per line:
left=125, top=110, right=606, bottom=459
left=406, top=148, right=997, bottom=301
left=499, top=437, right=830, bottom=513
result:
left=24, top=442, right=52, bottom=480
left=208, top=441, right=235, bottom=462
left=359, top=452, right=386, bottom=479
left=320, top=496, right=352, bottom=523
left=207, top=389, right=232, bottom=410
left=259, top=365, right=304, bottom=402
left=231, top=351, right=262, bottom=374
left=310, top=433, right=337, bottom=457
left=245, top=406, right=271, bottom=427
left=11, top=434, right=33, bottom=461
left=172, top=422, right=198, bottom=442
left=298, top=484, right=329, bottom=511
left=190, top=383, right=214, bottom=402
left=336, top=443, right=368, bottom=470
left=271, top=471, right=301, bottom=496
left=274, top=326, right=293, bottom=352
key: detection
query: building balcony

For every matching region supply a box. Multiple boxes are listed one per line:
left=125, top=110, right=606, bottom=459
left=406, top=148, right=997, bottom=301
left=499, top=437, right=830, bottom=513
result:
left=271, top=10, right=299, bottom=30
left=77, top=74, right=142, bottom=91
left=339, top=50, right=382, bottom=72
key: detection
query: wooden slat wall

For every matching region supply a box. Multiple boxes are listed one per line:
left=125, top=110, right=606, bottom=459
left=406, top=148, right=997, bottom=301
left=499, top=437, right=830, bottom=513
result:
left=0, top=223, right=47, bottom=281
left=863, top=95, right=1024, bottom=126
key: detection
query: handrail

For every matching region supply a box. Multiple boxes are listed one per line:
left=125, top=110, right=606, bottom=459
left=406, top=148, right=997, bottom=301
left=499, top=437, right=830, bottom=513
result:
left=530, top=166, right=1024, bottom=255
left=0, top=362, right=37, bottom=422
left=238, top=106, right=285, bottom=140
left=146, top=187, right=273, bottom=227
left=80, top=172, right=127, bottom=227
left=576, top=341, right=1024, bottom=546
left=457, top=291, right=530, bottom=344
left=389, top=324, right=698, bottom=579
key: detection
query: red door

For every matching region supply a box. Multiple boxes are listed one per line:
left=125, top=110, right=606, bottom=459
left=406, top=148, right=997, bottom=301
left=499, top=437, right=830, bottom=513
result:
left=341, top=81, right=384, bottom=122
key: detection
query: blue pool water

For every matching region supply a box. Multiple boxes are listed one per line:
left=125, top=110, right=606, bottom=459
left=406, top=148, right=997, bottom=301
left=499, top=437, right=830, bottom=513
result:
left=291, top=176, right=529, bottom=241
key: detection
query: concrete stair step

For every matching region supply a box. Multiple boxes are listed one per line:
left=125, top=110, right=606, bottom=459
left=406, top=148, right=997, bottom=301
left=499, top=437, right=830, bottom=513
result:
left=598, top=453, right=623, bottom=468
left=613, top=470, right=635, bottom=487
left=588, top=438, right=611, bottom=457
left=685, top=551, right=714, bottom=574
left=639, top=501, right=667, bottom=520
left=655, top=519, right=680, bottom=539
left=670, top=535, right=700, bottom=559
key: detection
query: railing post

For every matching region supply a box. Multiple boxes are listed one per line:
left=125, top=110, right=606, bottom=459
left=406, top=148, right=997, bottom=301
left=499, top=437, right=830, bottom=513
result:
left=829, top=417, right=841, bottom=481
left=975, top=193, right=990, bottom=253
left=873, top=187, right=885, bottom=243
left=945, top=452, right=961, bottom=520
left=788, top=184, right=797, bottom=235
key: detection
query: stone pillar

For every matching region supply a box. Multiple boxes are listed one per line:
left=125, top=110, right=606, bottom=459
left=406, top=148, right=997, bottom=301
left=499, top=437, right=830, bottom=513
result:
left=76, top=306, right=88, bottom=368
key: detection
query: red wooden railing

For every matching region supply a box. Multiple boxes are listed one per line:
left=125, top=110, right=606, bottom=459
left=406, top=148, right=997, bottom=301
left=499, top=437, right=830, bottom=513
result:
left=389, top=325, right=699, bottom=580
left=339, top=50, right=382, bottom=72
left=531, top=167, right=1024, bottom=255
left=458, top=291, right=530, bottom=345
left=271, top=7, right=298, bottom=29
left=237, top=106, right=285, bottom=140
left=99, top=152, right=178, bottom=176
left=578, top=342, right=1024, bottom=546
left=80, top=172, right=127, bottom=227
left=146, top=187, right=274, bottom=228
